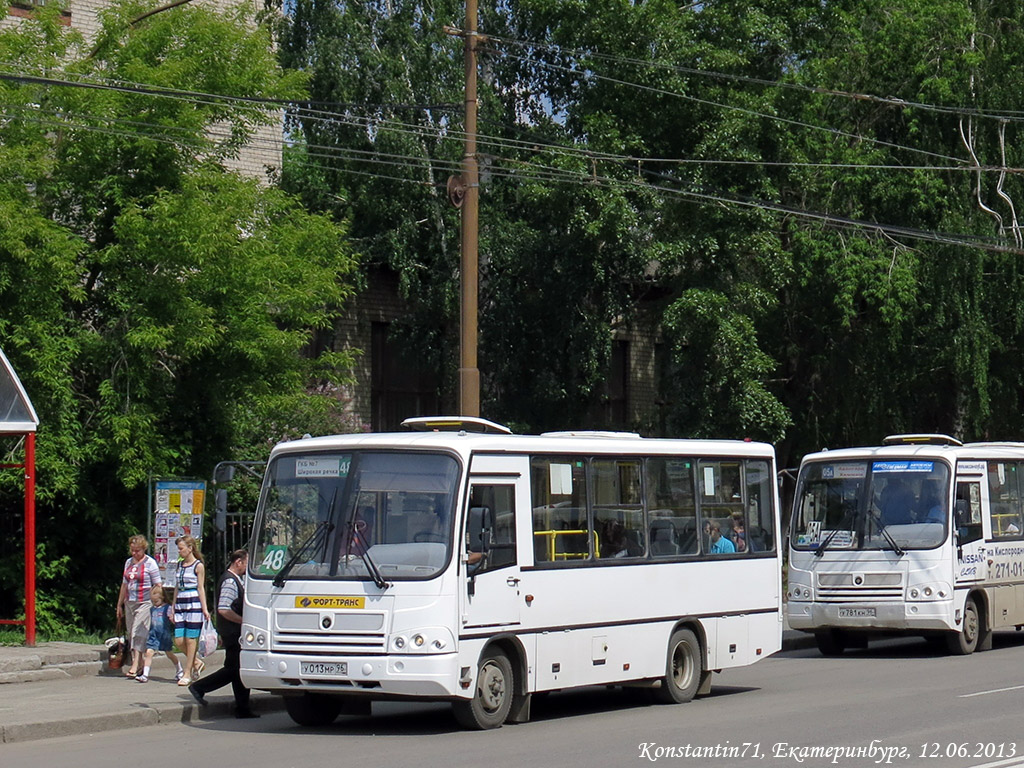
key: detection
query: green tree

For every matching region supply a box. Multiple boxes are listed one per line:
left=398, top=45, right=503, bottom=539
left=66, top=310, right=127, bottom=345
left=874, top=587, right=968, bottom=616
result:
left=0, top=0, right=358, bottom=631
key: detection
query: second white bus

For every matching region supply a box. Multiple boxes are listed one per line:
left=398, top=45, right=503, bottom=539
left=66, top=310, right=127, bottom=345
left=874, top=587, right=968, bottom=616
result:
left=788, top=434, right=1024, bottom=655
left=241, top=418, right=783, bottom=728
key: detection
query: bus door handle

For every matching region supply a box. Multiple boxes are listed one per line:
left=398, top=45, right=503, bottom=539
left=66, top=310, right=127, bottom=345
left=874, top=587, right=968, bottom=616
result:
left=506, top=576, right=520, bottom=587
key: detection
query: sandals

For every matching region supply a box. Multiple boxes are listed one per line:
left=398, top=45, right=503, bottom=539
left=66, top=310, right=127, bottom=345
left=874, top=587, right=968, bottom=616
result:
left=135, top=674, right=148, bottom=683
left=192, top=659, right=205, bottom=679
left=177, top=676, right=192, bottom=686
left=175, top=669, right=185, bottom=682
left=124, top=670, right=137, bottom=679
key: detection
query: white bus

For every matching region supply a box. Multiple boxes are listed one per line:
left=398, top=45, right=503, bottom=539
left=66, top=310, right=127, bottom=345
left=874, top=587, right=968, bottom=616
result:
left=240, top=417, right=783, bottom=729
left=788, top=434, right=1024, bottom=656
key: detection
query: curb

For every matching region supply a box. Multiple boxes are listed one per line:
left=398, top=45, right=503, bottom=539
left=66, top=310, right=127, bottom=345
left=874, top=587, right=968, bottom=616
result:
left=0, top=696, right=284, bottom=744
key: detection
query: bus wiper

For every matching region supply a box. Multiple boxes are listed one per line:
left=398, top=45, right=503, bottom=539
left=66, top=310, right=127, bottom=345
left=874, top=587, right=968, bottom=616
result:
left=814, top=507, right=857, bottom=558
left=867, top=510, right=906, bottom=557
left=273, top=520, right=334, bottom=587
left=346, top=519, right=390, bottom=591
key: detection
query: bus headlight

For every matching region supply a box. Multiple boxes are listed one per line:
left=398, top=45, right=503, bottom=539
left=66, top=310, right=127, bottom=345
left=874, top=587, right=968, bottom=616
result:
left=390, top=628, right=454, bottom=653
left=907, top=582, right=950, bottom=601
left=242, top=624, right=267, bottom=648
left=789, top=585, right=812, bottom=601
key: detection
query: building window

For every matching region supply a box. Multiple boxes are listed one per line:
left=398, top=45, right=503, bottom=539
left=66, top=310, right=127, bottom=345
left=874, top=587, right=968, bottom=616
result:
left=370, top=322, right=439, bottom=432
left=7, top=0, right=71, bottom=23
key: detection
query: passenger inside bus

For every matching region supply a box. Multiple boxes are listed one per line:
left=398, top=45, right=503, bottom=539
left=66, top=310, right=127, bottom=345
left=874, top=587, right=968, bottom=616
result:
left=729, top=512, right=747, bottom=551
left=879, top=477, right=915, bottom=526
left=706, top=521, right=736, bottom=554
left=600, top=520, right=642, bottom=558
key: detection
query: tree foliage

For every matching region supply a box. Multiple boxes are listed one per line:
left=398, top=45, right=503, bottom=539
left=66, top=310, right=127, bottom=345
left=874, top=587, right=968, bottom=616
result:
left=0, top=0, right=358, bottom=630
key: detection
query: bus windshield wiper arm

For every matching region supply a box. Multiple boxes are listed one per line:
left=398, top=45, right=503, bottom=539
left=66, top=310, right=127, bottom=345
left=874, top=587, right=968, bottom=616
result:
left=273, top=520, right=334, bottom=587
left=814, top=508, right=857, bottom=558
left=867, top=511, right=906, bottom=556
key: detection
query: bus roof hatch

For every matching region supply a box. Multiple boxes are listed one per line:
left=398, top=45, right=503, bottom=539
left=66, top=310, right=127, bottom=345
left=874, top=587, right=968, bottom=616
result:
left=881, top=433, right=963, bottom=447
left=400, top=416, right=513, bottom=435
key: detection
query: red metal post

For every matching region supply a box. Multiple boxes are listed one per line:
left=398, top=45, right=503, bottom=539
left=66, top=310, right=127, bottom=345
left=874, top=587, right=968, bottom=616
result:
left=25, top=432, right=36, bottom=646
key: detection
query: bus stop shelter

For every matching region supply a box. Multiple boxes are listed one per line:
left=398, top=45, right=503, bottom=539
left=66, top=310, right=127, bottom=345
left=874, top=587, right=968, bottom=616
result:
left=0, top=348, right=39, bottom=645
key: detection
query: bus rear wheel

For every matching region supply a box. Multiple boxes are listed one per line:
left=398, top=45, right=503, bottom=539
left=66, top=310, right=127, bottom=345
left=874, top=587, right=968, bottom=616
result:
left=945, top=597, right=980, bottom=655
left=284, top=692, right=343, bottom=727
left=653, top=628, right=702, bottom=704
left=814, top=629, right=847, bottom=656
left=452, top=650, right=514, bottom=730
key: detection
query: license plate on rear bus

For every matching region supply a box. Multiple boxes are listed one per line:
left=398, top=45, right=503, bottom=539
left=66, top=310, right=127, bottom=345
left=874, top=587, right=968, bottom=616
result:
left=837, top=608, right=876, bottom=618
left=301, top=661, right=348, bottom=677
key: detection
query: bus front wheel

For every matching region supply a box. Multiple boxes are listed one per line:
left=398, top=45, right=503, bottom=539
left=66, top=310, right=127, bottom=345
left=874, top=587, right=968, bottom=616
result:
left=452, top=650, right=514, bottom=730
left=946, top=597, right=980, bottom=655
left=814, top=629, right=847, bottom=656
left=653, top=628, right=702, bottom=704
left=284, top=692, right=343, bottom=727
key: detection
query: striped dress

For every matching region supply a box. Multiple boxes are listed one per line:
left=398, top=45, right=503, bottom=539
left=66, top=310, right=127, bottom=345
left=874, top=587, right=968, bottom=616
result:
left=174, top=560, right=203, bottom=640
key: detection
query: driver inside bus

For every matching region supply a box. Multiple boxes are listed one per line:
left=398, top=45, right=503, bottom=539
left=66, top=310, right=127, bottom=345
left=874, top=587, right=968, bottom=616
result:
left=879, top=477, right=914, bottom=526
left=917, top=481, right=945, bottom=524
left=342, top=506, right=374, bottom=555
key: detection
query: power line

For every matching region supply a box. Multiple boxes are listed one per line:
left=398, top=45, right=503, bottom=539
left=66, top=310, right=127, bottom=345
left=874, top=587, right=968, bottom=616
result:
left=7, top=105, right=1020, bottom=256
left=9, top=66, right=1020, bottom=178
left=497, top=52, right=970, bottom=165
left=487, top=34, right=1024, bottom=123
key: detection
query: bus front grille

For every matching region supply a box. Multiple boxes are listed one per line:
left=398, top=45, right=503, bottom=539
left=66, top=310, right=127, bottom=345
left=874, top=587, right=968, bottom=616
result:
left=271, top=632, right=387, bottom=654
left=816, top=572, right=903, bottom=601
left=271, top=609, right=387, bottom=653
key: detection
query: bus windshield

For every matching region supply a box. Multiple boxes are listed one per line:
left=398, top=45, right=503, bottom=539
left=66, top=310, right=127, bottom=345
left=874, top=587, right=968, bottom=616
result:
left=791, top=459, right=951, bottom=552
left=251, top=450, right=460, bottom=582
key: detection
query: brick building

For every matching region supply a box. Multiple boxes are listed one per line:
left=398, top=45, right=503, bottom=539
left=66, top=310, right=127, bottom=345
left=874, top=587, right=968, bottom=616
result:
left=2, top=0, right=282, bottom=181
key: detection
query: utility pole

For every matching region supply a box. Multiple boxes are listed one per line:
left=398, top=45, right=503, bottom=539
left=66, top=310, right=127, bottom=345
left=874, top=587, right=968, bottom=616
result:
left=458, top=0, right=481, bottom=417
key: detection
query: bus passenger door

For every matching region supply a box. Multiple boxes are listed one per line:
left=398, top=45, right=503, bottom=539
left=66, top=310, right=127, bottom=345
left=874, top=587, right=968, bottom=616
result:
left=461, top=476, right=523, bottom=630
left=953, top=478, right=986, bottom=585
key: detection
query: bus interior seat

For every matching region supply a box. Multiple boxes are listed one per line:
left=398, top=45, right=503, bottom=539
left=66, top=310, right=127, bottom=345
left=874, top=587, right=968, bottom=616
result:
left=650, top=519, right=679, bottom=556
left=678, top=519, right=698, bottom=554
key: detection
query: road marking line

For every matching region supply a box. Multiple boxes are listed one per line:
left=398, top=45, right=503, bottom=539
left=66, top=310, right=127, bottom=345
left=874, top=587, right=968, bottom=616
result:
left=959, top=684, right=1024, bottom=698
left=966, top=758, right=1024, bottom=768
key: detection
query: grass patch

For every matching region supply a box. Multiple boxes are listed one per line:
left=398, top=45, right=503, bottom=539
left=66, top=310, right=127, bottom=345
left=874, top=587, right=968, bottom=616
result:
left=0, top=628, right=107, bottom=646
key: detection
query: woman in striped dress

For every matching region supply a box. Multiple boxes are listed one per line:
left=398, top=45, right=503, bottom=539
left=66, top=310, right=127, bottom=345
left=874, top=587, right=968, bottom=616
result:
left=172, top=536, right=209, bottom=686
left=116, top=535, right=162, bottom=678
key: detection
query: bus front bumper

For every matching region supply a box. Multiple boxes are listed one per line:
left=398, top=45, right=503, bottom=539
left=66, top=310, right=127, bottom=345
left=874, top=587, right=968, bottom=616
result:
left=787, top=600, right=954, bottom=632
left=240, top=650, right=463, bottom=698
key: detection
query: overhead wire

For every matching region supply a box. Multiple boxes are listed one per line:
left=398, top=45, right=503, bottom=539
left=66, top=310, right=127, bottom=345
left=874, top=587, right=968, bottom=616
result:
left=6, top=68, right=1017, bottom=177
left=487, top=34, right=1024, bottom=123
left=3, top=48, right=1022, bottom=253
left=7, top=104, right=1020, bottom=255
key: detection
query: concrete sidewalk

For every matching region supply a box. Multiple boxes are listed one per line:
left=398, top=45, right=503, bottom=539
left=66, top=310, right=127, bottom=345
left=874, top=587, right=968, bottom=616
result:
left=0, top=628, right=817, bottom=744
left=0, top=643, right=285, bottom=744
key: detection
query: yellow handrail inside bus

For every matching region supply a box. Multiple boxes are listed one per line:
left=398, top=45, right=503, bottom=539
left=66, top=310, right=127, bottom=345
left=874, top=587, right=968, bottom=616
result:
left=534, top=529, right=600, bottom=560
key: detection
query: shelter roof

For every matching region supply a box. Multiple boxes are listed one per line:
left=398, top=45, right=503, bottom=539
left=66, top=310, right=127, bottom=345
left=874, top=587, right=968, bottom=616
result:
left=0, top=348, right=38, bottom=433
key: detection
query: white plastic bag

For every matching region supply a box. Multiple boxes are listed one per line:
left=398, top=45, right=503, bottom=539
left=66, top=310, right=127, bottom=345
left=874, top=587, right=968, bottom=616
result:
left=199, top=617, right=219, bottom=657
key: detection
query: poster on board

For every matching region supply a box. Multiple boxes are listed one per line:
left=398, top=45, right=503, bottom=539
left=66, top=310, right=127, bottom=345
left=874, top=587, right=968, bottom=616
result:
left=153, top=480, right=206, bottom=585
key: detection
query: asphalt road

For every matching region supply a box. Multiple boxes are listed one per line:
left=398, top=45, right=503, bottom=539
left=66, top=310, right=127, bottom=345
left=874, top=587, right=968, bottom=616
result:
left=4, top=633, right=1024, bottom=768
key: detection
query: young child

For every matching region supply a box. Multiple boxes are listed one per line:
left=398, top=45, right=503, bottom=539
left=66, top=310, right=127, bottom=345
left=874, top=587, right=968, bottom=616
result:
left=137, top=586, right=183, bottom=683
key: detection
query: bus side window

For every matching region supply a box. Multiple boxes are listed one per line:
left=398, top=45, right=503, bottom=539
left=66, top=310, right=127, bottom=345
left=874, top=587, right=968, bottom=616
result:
left=745, top=460, right=776, bottom=552
left=955, top=482, right=983, bottom=544
left=467, top=485, right=517, bottom=572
